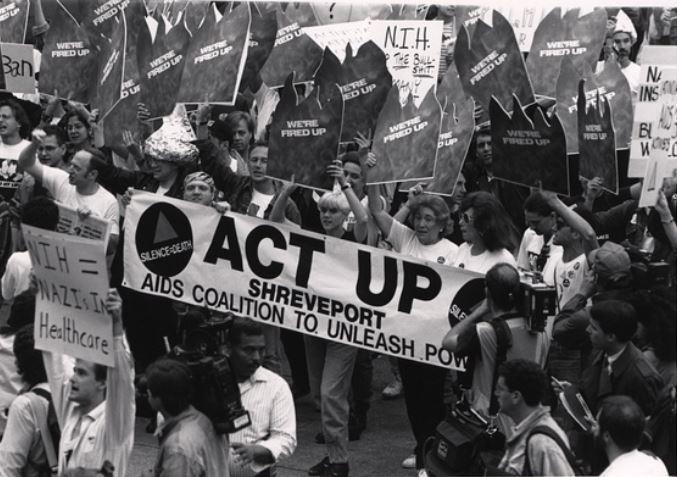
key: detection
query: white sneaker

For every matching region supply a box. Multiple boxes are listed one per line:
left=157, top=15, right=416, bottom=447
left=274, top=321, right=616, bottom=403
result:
left=417, top=470, right=429, bottom=477
left=401, top=454, right=416, bottom=469
left=382, top=379, right=403, bottom=399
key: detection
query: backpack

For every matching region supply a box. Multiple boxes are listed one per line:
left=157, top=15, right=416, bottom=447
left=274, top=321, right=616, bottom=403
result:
left=30, top=387, right=60, bottom=475
left=522, top=425, right=583, bottom=476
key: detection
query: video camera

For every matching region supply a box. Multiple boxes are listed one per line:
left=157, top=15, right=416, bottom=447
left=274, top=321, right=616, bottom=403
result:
left=624, top=246, right=672, bottom=289
left=518, top=274, right=557, bottom=333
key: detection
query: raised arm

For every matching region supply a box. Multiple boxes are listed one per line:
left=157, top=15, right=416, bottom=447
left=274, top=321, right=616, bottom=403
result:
left=269, top=180, right=297, bottom=224
left=327, top=159, right=369, bottom=241
left=542, top=190, right=599, bottom=252
left=655, top=190, right=677, bottom=250
left=17, top=131, right=45, bottom=184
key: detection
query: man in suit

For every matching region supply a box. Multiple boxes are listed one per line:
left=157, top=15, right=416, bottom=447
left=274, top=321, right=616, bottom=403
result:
left=581, top=300, right=663, bottom=416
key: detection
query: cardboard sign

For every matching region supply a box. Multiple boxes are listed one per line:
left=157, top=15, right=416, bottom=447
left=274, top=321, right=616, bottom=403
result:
left=82, top=0, right=145, bottom=40
left=455, top=10, right=534, bottom=124
left=423, top=62, right=475, bottom=196
left=124, top=194, right=484, bottom=369
left=387, top=3, right=429, bottom=21
left=259, top=3, right=323, bottom=88
left=38, top=1, right=97, bottom=103
left=556, top=58, right=633, bottom=154
left=312, top=3, right=391, bottom=24
left=103, top=7, right=142, bottom=152
left=92, top=16, right=126, bottom=121
left=638, top=157, right=677, bottom=208
left=56, top=202, right=111, bottom=243
left=239, top=4, right=277, bottom=93
left=304, top=20, right=371, bottom=63
left=370, top=19, right=442, bottom=107
left=577, top=79, right=618, bottom=193
left=629, top=50, right=677, bottom=177
left=267, top=74, right=344, bottom=190
left=137, top=15, right=190, bottom=119
left=24, top=225, right=113, bottom=366
left=0, top=0, right=29, bottom=44
left=0, top=42, right=34, bottom=93
left=526, top=8, right=607, bottom=99
left=491, top=95, right=570, bottom=194
left=314, top=42, right=392, bottom=142
left=177, top=5, right=250, bottom=104
left=370, top=84, right=442, bottom=184
left=181, top=0, right=211, bottom=34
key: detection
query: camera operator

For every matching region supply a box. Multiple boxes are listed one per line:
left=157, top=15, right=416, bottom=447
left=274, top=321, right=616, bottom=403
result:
left=594, top=396, right=669, bottom=477
left=42, top=288, right=135, bottom=477
left=143, top=358, right=228, bottom=477
left=442, top=263, right=549, bottom=417
left=226, top=317, right=296, bottom=477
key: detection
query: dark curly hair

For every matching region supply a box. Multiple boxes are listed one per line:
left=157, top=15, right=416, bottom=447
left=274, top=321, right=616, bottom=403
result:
left=498, top=359, right=548, bottom=406
left=0, top=99, right=31, bottom=138
left=460, top=191, right=519, bottom=252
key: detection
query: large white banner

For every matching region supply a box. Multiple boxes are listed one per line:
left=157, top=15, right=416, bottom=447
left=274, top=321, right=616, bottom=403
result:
left=124, top=193, right=486, bottom=370
left=23, top=225, right=113, bottom=367
left=370, top=20, right=443, bottom=106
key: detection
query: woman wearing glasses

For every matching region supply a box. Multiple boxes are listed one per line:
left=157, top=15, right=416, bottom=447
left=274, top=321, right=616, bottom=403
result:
left=453, top=191, right=519, bottom=273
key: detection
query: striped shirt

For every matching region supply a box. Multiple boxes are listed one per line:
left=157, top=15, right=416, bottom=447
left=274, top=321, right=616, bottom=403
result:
left=228, top=366, right=296, bottom=477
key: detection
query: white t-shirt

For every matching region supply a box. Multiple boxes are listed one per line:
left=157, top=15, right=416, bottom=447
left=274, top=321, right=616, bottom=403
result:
left=600, top=450, right=668, bottom=477
left=387, top=219, right=458, bottom=265
left=621, top=61, right=641, bottom=98
left=248, top=189, right=275, bottom=218
left=551, top=253, right=594, bottom=307
left=0, top=139, right=31, bottom=200
left=452, top=242, right=517, bottom=274
left=41, top=166, right=120, bottom=235
left=516, top=229, right=563, bottom=283
left=1, top=251, right=32, bottom=300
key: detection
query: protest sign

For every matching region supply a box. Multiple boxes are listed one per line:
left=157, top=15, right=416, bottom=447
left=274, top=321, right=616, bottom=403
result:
left=103, top=7, right=142, bottom=152
left=92, top=16, right=126, bottom=121
left=314, top=42, right=392, bottom=142
left=137, top=15, right=190, bottom=119
left=638, top=157, right=677, bottom=208
left=0, top=0, right=29, bottom=44
left=556, top=58, right=633, bottom=155
left=455, top=10, right=534, bottom=124
left=239, top=5, right=276, bottom=93
left=44, top=0, right=88, bottom=25
left=629, top=49, right=677, bottom=177
left=23, top=225, right=113, bottom=366
left=304, top=20, right=371, bottom=64
left=267, top=73, right=343, bottom=191
left=312, top=3, right=391, bottom=24
left=387, top=3, right=428, bottom=21
left=0, top=42, right=34, bottom=93
left=577, top=80, right=618, bottom=193
left=177, top=4, right=250, bottom=104
left=370, top=19, right=442, bottom=107
left=124, top=194, right=485, bottom=369
left=81, top=0, right=145, bottom=41
left=526, top=8, right=607, bottom=100
left=174, top=0, right=210, bottom=34
left=56, top=202, right=111, bottom=244
left=39, top=1, right=97, bottom=103
left=420, top=62, right=475, bottom=196
left=491, top=95, right=570, bottom=195
left=259, top=3, right=323, bottom=88
left=370, top=85, right=442, bottom=184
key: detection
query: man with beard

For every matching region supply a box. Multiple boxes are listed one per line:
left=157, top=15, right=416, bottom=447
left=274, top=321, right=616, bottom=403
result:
left=611, top=10, right=641, bottom=100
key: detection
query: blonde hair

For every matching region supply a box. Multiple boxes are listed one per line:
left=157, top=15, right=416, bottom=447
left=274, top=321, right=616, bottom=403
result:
left=317, top=191, right=350, bottom=215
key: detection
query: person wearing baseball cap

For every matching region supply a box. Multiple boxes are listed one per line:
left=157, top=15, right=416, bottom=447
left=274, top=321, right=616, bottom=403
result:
left=588, top=241, right=633, bottom=287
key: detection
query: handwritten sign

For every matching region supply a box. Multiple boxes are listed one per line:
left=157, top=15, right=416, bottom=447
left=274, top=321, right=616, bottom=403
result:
left=629, top=47, right=677, bottom=177
left=0, top=42, right=34, bottom=93
left=303, top=20, right=371, bottom=63
left=23, top=225, right=113, bottom=366
left=56, top=202, right=111, bottom=244
left=370, top=20, right=442, bottom=107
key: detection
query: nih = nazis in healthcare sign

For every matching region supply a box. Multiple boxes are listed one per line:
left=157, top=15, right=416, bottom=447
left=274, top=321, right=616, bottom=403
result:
left=123, top=194, right=485, bottom=370
left=23, top=225, right=113, bottom=367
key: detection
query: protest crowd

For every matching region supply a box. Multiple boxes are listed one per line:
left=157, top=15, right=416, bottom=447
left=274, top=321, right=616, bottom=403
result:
left=1, top=1, right=677, bottom=477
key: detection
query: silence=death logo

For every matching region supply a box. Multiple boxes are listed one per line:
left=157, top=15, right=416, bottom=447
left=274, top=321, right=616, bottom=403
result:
left=136, top=203, right=193, bottom=277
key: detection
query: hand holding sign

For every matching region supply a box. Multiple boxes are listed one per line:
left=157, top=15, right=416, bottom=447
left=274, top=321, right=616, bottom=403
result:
left=267, top=73, right=344, bottom=190
left=577, top=79, right=618, bottom=193
left=491, top=95, right=570, bottom=194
